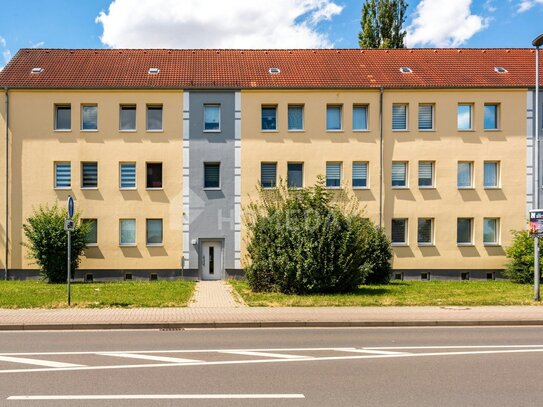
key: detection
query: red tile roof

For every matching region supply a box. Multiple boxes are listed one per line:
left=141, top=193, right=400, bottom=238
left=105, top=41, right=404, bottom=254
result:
left=0, top=48, right=540, bottom=89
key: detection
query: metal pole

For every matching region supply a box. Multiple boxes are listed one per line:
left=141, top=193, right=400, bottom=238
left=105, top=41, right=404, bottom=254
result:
left=4, top=87, right=8, bottom=281
left=67, top=230, right=71, bottom=306
left=535, top=45, right=541, bottom=302
left=379, top=87, right=384, bottom=229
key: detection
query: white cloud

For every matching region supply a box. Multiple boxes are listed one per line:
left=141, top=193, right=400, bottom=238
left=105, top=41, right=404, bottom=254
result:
left=29, top=41, right=45, bottom=48
left=518, top=0, right=543, bottom=12
left=96, top=0, right=343, bottom=49
left=0, top=36, right=11, bottom=70
left=406, top=0, right=489, bottom=47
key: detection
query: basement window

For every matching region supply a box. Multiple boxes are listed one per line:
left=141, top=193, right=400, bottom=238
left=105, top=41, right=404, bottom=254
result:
left=268, top=67, right=281, bottom=74
left=399, top=67, right=412, bottom=73
left=148, top=68, right=160, bottom=74
left=494, top=67, right=508, bottom=73
left=31, top=67, right=44, bottom=73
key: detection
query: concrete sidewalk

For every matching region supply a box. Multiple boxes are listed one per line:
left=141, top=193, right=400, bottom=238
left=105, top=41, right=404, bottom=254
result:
left=0, top=306, right=543, bottom=330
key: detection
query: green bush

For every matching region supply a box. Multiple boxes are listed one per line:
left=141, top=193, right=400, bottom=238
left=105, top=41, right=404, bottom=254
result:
left=361, top=225, right=392, bottom=285
left=505, top=229, right=541, bottom=284
left=23, top=203, right=90, bottom=283
left=244, top=177, right=392, bottom=294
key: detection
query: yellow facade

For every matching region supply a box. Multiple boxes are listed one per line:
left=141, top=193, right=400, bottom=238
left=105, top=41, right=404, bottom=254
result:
left=0, top=90, right=183, bottom=271
left=241, top=89, right=527, bottom=271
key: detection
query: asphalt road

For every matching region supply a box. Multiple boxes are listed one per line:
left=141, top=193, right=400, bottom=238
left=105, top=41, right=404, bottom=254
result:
left=1, top=327, right=543, bottom=406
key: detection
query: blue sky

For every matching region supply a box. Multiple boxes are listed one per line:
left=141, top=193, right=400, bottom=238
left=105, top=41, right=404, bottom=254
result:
left=1, top=0, right=543, bottom=67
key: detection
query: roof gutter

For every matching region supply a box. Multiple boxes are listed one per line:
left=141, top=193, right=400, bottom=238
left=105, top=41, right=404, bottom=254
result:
left=3, top=87, right=8, bottom=280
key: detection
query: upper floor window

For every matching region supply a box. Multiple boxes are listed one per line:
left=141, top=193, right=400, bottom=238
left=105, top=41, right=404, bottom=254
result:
left=260, top=162, right=277, bottom=189
left=418, top=161, right=434, bottom=188
left=120, top=105, right=136, bottom=131
left=326, top=105, right=342, bottom=131
left=261, top=106, right=277, bottom=130
left=484, top=104, right=499, bottom=130
left=457, top=104, right=473, bottom=130
left=204, top=162, right=220, bottom=189
left=204, top=104, right=221, bottom=131
left=288, top=105, right=304, bottom=131
left=55, top=105, right=71, bottom=130
left=81, top=105, right=97, bottom=130
left=483, top=218, right=499, bottom=245
left=457, top=218, right=473, bottom=245
left=83, top=219, right=98, bottom=245
left=287, top=163, right=303, bottom=188
left=120, top=219, right=136, bottom=246
left=352, top=162, right=368, bottom=188
left=392, top=161, right=408, bottom=188
left=326, top=162, right=342, bottom=188
left=392, top=104, right=408, bottom=130
left=120, top=162, right=137, bottom=189
left=146, top=105, right=163, bottom=131
left=457, top=161, right=473, bottom=188
left=146, top=162, right=163, bottom=189
left=146, top=219, right=163, bottom=246
left=418, top=104, right=434, bottom=130
left=417, top=218, right=433, bottom=246
left=352, top=105, right=368, bottom=131
left=391, top=218, right=408, bottom=245
left=484, top=161, right=500, bottom=188
left=81, top=162, right=98, bottom=189
left=54, top=162, right=71, bottom=189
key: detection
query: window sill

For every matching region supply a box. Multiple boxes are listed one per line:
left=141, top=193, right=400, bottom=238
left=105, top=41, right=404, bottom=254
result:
left=326, top=129, right=344, bottom=133
left=146, top=243, right=164, bottom=247
left=203, top=187, right=222, bottom=191
left=484, top=186, right=501, bottom=190
left=120, top=244, right=137, bottom=247
left=146, top=187, right=164, bottom=191
left=261, top=130, right=278, bottom=133
left=458, top=187, right=475, bottom=190
left=458, top=129, right=475, bottom=132
left=391, top=243, right=409, bottom=247
left=457, top=243, right=475, bottom=247
left=352, top=129, right=370, bottom=132
left=54, top=129, right=72, bottom=132
left=352, top=186, right=369, bottom=190
left=419, top=186, right=436, bottom=190
left=120, top=129, right=137, bottom=132
left=418, top=243, right=435, bottom=247
left=326, top=186, right=342, bottom=190
left=418, top=129, right=435, bottom=132
left=288, top=129, right=305, bottom=132
left=204, top=129, right=221, bottom=133
left=261, top=187, right=277, bottom=190
left=54, top=187, right=72, bottom=190
left=484, top=129, right=502, bottom=132
left=81, top=187, right=98, bottom=190
left=81, top=129, right=98, bottom=132
left=146, top=129, right=164, bottom=133
left=392, top=129, right=409, bottom=132
left=120, top=188, right=137, bottom=191
left=392, top=186, right=409, bottom=189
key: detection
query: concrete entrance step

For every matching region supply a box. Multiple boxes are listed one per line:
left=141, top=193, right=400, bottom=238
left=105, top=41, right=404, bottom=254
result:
left=189, top=281, right=246, bottom=308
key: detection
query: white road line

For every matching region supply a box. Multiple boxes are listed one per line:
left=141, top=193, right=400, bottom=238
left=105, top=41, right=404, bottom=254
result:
left=0, top=356, right=84, bottom=369
left=221, top=351, right=310, bottom=359
left=96, top=353, right=202, bottom=364
left=335, top=349, right=410, bottom=355
left=7, top=394, right=306, bottom=400
left=2, top=348, right=543, bottom=375
left=365, top=345, right=543, bottom=350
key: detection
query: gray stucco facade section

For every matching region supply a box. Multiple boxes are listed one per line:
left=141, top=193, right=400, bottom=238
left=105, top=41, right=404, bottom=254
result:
left=188, top=92, right=236, bottom=276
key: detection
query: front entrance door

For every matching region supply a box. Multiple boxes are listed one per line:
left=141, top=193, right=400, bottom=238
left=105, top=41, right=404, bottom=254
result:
left=201, top=241, right=222, bottom=280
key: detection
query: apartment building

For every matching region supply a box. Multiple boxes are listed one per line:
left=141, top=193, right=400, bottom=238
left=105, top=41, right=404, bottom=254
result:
left=0, top=48, right=539, bottom=280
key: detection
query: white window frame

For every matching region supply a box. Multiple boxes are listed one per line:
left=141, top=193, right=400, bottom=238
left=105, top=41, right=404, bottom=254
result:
left=457, top=218, right=474, bottom=246
left=203, top=162, right=221, bottom=190
left=146, top=104, right=163, bottom=131
left=352, top=104, right=369, bottom=131
left=287, top=162, right=304, bottom=189
left=391, top=218, right=408, bottom=246
left=119, top=219, right=137, bottom=246
left=326, top=105, right=343, bottom=131
left=418, top=161, right=435, bottom=188
left=81, top=104, right=98, bottom=131
left=483, top=217, right=500, bottom=246
left=261, top=105, right=277, bottom=132
left=392, top=161, right=408, bottom=188
left=457, top=103, right=474, bottom=131
left=392, top=103, right=408, bottom=131
left=352, top=161, right=369, bottom=189
left=54, top=104, right=71, bottom=131
left=418, top=104, right=434, bottom=131
left=119, top=104, right=137, bottom=132
left=457, top=161, right=474, bottom=189
left=483, top=161, right=500, bottom=189
left=146, top=218, right=164, bottom=246
left=204, top=104, right=221, bottom=132
left=417, top=218, right=434, bottom=246
left=146, top=162, right=163, bottom=190
left=54, top=162, right=71, bottom=190
left=81, top=161, right=98, bottom=190
left=484, top=103, right=500, bottom=131
left=119, top=162, right=137, bottom=190
left=83, top=218, right=98, bottom=246
left=260, top=162, right=277, bottom=189
left=325, top=162, right=342, bottom=189
left=287, top=105, right=304, bottom=131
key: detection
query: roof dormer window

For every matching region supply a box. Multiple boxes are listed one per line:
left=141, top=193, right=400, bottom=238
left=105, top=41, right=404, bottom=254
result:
left=268, top=67, right=281, bottom=74
left=399, top=67, right=412, bottom=74
left=494, top=67, right=508, bottom=73
left=31, top=67, right=44, bottom=74
left=148, top=68, right=160, bottom=74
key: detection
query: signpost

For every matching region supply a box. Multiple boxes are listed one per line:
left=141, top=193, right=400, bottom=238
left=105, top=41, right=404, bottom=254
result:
left=529, top=210, right=542, bottom=301
left=65, top=196, right=75, bottom=306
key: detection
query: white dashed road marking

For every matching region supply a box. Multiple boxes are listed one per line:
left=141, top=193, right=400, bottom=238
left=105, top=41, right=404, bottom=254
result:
left=7, top=393, right=306, bottom=401
left=0, top=356, right=84, bottom=368
left=220, top=351, right=311, bottom=359
left=96, top=353, right=202, bottom=364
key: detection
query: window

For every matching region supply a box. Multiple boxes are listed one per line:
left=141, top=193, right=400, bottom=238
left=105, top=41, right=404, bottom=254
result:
left=288, top=105, right=304, bottom=130
left=457, top=162, right=473, bottom=188
left=352, top=162, right=368, bottom=188
left=146, top=163, right=163, bottom=189
left=146, top=105, right=163, bottom=131
left=484, top=161, right=499, bottom=188
left=417, top=218, right=433, bottom=245
left=260, top=163, right=277, bottom=188
left=484, top=104, right=499, bottom=130
left=204, top=163, right=220, bottom=189
left=81, top=105, right=97, bottom=130
left=326, top=105, right=342, bottom=130
left=204, top=104, right=221, bottom=131
left=146, top=219, right=163, bottom=245
left=287, top=163, right=303, bottom=188
left=418, top=161, right=434, bottom=188
left=484, top=218, right=499, bottom=245
left=352, top=105, right=368, bottom=130
left=457, top=218, right=473, bottom=245
left=457, top=104, right=473, bottom=130
left=120, top=219, right=136, bottom=246
left=55, top=105, right=71, bottom=130
left=326, top=162, right=341, bottom=188
left=120, top=105, right=136, bottom=131
left=391, top=219, right=407, bottom=245
left=83, top=219, right=98, bottom=245
left=81, top=162, right=98, bottom=188
left=120, top=162, right=136, bottom=189
left=261, top=106, right=277, bottom=130
left=392, top=161, right=407, bottom=187
left=418, top=104, right=433, bottom=130
left=392, top=104, right=407, bottom=130
left=54, top=162, right=71, bottom=189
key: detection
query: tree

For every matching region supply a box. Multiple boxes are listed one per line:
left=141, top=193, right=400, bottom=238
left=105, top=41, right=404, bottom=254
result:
left=23, top=203, right=90, bottom=283
left=504, top=229, right=542, bottom=284
left=358, top=0, right=408, bottom=49
left=244, top=177, right=392, bottom=294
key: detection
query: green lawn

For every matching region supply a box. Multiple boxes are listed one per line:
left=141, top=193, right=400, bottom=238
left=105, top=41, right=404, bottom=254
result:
left=229, top=280, right=540, bottom=307
left=0, top=280, right=196, bottom=309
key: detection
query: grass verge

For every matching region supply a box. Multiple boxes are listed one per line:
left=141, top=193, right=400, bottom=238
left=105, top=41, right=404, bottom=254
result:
left=0, top=280, right=196, bottom=309
left=229, top=280, right=540, bottom=307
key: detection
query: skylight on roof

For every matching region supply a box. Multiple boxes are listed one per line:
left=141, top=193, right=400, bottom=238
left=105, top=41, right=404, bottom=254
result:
left=268, top=67, right=281, bottom=74
left=399, top=67, right=412, bottom=74
left=148, top=68, right=160, bottom=74
left=494, top=67, right=508, bottom=73
left=31, top=67, right=44, bottom=74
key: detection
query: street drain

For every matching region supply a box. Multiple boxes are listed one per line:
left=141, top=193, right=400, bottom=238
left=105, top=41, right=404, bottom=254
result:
left=160, top=327, right=185, bottom=331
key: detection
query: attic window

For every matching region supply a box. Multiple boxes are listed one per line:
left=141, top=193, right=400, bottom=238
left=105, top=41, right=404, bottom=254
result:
left=399, top=67, right=412, bottom=74
left=31, top=67, right=44, bottom=74
left=494, top=67, right=508, bottom=73
left=268, top=67, right=281, bottom=74
left=148, top=68, right=160, bottom=74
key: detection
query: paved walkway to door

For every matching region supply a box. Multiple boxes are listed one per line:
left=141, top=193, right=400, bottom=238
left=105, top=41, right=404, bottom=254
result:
left=189, top=280, right=246, bottom=308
